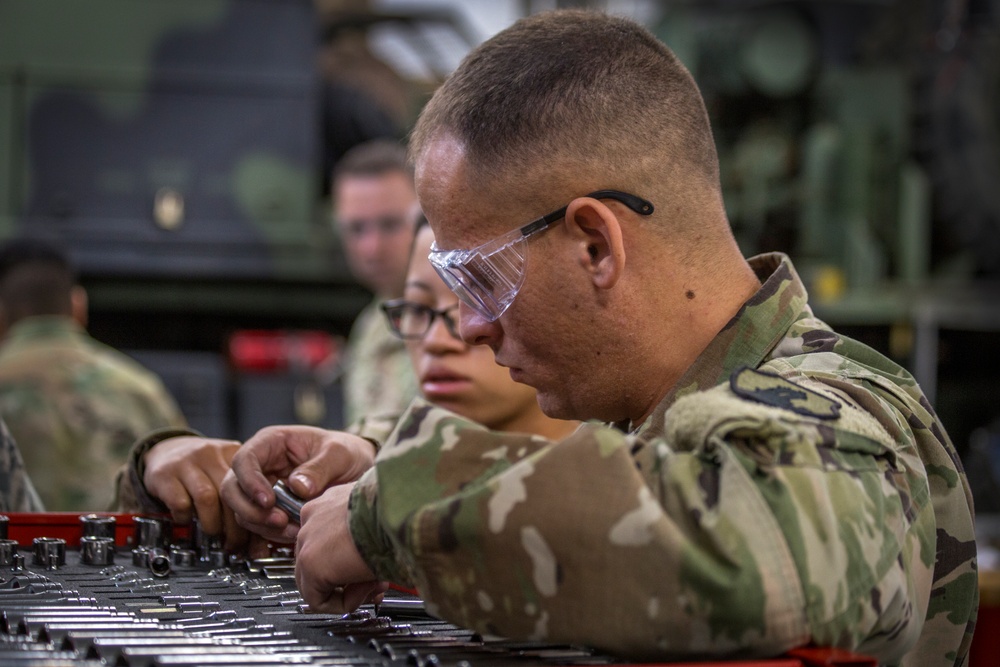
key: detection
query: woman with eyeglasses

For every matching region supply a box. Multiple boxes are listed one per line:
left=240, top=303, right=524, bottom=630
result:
left=115, top=221, right=577, bottom=557
left=382, top=223, right=577, bottom=440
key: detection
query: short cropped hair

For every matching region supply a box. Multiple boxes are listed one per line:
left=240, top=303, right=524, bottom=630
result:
left=0, top=237, right=77, bottom=323
left=410, top=10, right=719, bottom=201
left=332, top=138, right=412, bottom=186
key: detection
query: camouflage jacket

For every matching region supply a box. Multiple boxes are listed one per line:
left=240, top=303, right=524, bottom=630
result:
left=0, top=417, right=43, bottom=512
left=0, top=317, right=188, bottom=511
left=348, top=253, right=976, bottom=666
left=342, top=299, right=418, bottom=426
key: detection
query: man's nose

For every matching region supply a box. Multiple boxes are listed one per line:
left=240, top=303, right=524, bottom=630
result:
left=458, top=302, right=501, bottom=349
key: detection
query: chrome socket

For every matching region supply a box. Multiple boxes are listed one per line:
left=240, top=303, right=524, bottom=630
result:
left=80, top=536, right=116, bottom=566
left=0, top=537, right=18, bottom=565
left=133, top=516, right=172, bottom=549
left=32, top=536, right=66, bottom=568
left=80, top=514, right=116, bottom=540
left=272, top=480, right=303, bottom=524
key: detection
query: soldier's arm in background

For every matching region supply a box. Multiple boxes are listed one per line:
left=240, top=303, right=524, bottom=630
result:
left=112, top=428, right=252, bottom=552
left=112, top=427, right=206, bottom=514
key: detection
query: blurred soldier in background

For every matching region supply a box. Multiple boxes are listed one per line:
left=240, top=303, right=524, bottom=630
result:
left=0, top=417, right=43, bottom=512
left=0, top=237, right=187, bottom=510
left=333, top=139, right=420, bottom=426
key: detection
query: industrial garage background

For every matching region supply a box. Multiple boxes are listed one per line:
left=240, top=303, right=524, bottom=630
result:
left=1, top=0, right=997, bottom=498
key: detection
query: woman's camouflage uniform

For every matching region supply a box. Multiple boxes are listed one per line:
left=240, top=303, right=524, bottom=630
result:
left=347, top=253, right=977, bottom=666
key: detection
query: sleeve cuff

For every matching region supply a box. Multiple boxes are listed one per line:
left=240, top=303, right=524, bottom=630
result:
left=348, top=467, right=411, bottom=586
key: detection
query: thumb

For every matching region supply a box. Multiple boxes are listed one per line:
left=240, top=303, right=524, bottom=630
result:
left=287, top=460, right=333, bottom=499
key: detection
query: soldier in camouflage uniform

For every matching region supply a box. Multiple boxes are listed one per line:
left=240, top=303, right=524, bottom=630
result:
left=334, top=140, right=420, bottom=426
left=0, top=237, right=188, bottom=511
left=0, top=417, right=43, bottom=512
left=221, top=10, right=977, bottom=666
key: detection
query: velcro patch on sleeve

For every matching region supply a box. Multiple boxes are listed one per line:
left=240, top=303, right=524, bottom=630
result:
left=730, top=366, right=841, bottom=420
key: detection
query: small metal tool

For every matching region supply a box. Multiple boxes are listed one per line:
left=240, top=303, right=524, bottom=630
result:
left=272, top=480, right=304, bottom=524
left=80, top=513, right=116, bottom=540
left=80, top=536, right=115, bottom=566
left=32, top=537, right=66, bottom=568
left=0, top=537, right=18, bottom=565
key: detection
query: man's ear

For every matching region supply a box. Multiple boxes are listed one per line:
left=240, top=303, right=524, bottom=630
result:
left=564, top=197, right=625, bottom=289
left=70, top=285, right=88, bottom=329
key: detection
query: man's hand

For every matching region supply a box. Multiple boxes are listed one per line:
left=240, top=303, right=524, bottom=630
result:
left=143, top=436, right=247, bottom=548
left=219, top=425, right=377, bottom=546
left=295, top=484, right=388, bottom=613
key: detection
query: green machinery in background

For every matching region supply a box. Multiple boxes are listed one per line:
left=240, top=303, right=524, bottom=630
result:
left=0, top=0, right=367, bottom=326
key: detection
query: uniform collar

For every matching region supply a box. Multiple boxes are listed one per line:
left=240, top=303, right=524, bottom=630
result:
left=3, top=316, right=86, bottom=345
left=630, top=252, right=810, bottom=439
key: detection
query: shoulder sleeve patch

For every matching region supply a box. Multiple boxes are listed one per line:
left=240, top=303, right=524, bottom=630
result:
left=729, top=366, right=841, bottom=420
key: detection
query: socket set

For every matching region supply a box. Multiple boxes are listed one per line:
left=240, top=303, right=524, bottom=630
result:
left=0, top=513, right=612, bottom=667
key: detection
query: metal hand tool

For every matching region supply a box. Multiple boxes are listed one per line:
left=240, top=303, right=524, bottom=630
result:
left=272, top=480, right=304, bottom=524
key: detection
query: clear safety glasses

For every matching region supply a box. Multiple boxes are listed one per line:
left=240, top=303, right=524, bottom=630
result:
left=428, top=189, right=654, bottom=322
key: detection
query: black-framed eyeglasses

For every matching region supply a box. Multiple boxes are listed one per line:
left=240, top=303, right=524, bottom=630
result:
left=381, top=300, right=461, bottom=340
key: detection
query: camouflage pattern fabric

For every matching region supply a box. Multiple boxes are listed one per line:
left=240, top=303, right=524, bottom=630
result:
left=342, top=299, right=418, bottom=427
left=348, top=253, right=976, bottom=666
left=0, top=417, right=43, bottom=512
left=0, top=317, right=188, bottom=511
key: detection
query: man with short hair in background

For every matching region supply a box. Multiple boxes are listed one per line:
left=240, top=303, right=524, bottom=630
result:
left=333, top=139, right=419, bottom=426
left=0, top=237, right=187, bottom=510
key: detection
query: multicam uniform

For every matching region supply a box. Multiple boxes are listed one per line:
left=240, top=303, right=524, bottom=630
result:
left=342, top=299, right=418, bottom=427
left=0, top=417, right=43, bottom=512
left=348, top=253, right=976, bottom=666
left=0, top=317, right=187, bottom=511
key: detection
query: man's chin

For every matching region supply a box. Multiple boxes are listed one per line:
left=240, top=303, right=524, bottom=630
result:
left=535, top=392, right=575, bottom=421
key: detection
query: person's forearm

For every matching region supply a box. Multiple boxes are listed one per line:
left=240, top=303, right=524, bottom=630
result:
left=356, top=395, right=932, bottom=662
